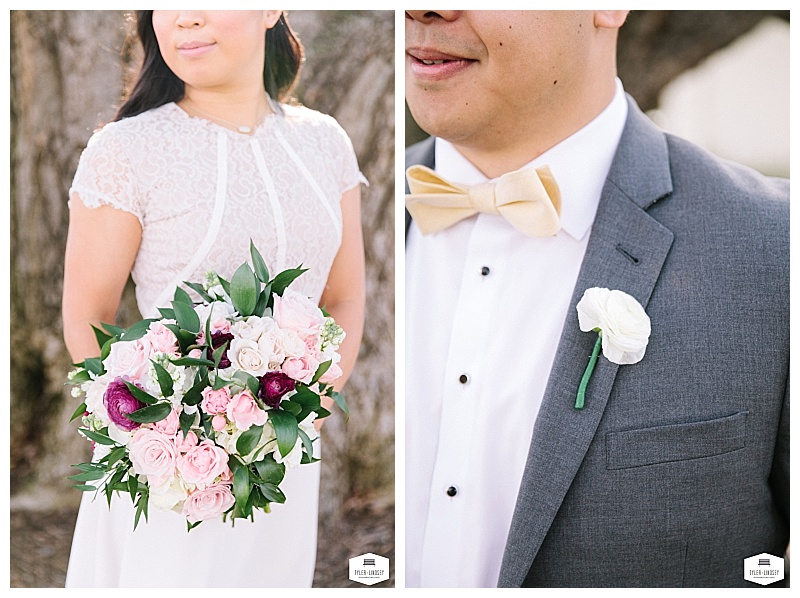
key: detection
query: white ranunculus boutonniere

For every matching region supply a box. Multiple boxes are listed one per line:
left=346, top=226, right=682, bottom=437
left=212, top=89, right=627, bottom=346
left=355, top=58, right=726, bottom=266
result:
left=574, top=287, right=651, bottom=409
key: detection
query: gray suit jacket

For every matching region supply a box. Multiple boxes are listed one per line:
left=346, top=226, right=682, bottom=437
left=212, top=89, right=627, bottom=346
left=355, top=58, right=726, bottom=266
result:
left=405, top=97, right=789, bottom=587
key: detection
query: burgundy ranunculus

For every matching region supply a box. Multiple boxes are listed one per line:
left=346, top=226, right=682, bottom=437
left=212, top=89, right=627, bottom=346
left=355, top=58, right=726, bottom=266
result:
left=103, top=378, right=146, bottom=431
left=259, top=372, right=296, bottom=408
left=207, top=331, right=235, bottom=369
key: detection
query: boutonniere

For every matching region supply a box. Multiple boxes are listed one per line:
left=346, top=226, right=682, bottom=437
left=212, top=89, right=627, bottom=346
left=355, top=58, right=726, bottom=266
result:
left=574, top=287, right=651, bottom=410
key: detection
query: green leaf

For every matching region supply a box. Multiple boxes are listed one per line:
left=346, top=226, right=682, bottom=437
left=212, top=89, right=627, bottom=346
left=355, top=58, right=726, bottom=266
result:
left=151, top=361, right=174, bottom=398
left=164, top=323, right=196, bottom=354
left=311, top=360, right=332, bottom=385
left=330, top=390, right=349, bottom=422
left=236, top=425, right=264, bottom=456
left=179, top=410, right=195, bottom=438
left=68, top=469, right=106, bottom=482
left=268, top=409, right=298, bottom=458
left=120, top=318, right=160, bottom=341
left=127, top=474, right=138, bottom=501
left=182, top=375, right=207, bottom=407
left=250, top=240, right=271, bottom=283
left=72, top=462, right=105, bottom=472
left=252, top=455, right=285, bottom=485
left=183, top=281, right=213, bottom=303
left=232, top=371, right=260, bottom=397
left=72, top=484, right=99, bottom=492
left=253, top=284, right=271, bottom=318
left=218, top=276, right=231, bottom=298
left=69, top=402, right=87, bottom=422
left=212, top=339, right=229, bottom=370
left=230, top=263, right=259, bottom=316
left=79, top=428, right=116, bottom=446
left=123, top=380, right=158, bottom=405
left=91, top=324, right=114, bottom=350
left=157, top=307, right=176, bottom=320
left=99, top=337, right=114, bottom=362
left=126, top=402, right=172, bottom=424
left=173, top=286, right=193, bottom=305
left=233, top=460, right=252, bottom=515
left=134, top=491, right=149, bottom=530
left=297, top=427, right=315, bottom=461
left=106, top=446, right=127, bottom=469
left=258, top=483, right=286, bottom=504
left=169, top=356, right=215, bottom=368
left=66, top=369, right=92, bottom=385
left=281, top=400, right=301, bottom=416
left=172, top=300, right=200, bottom=334
left=270, top=266, right=308, bottom=296
left=81, top=357, right=105, bottom=376
left=100, top=322, right=126, bottom=337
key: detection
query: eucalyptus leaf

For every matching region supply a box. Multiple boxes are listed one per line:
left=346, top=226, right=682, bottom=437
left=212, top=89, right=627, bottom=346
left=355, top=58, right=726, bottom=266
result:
left=250, top=240, right=271, bottom=283
left=69, top=401, right=87, bottom=422
left=126, top=402, right=172, bottom=424
left=152, top=361, right=175, bottom=398
left=172, top=300, right=200, bottom=334
left=268, top=409, right=299, bottom=458
left=157, top=307, right=176, bottom=320
left=230, top=263, right=259, bottom=316
left=173, top=286, right=193, bottom=305
left=270, top=266, right=308, bottom=296
left=119, top=318, right=159, bottom=342
left=79, top=428, right=115, bottom=446
left=123, top=380, right=158, bottom=405
left=236, top=425, right=264, bottom=457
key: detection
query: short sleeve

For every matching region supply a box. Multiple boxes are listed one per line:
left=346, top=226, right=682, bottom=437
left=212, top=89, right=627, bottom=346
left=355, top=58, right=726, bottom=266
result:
left=328, top=117, right=369, bottom=194
left=69, top=123, right=144, bottom=223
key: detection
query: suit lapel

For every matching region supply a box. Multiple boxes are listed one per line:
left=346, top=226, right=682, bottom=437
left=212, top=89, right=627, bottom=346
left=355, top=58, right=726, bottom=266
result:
left=498, top=99, right=676, bottom=587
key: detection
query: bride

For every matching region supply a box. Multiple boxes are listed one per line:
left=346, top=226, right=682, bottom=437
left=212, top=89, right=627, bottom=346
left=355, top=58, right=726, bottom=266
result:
left=62, top=11, right=365, bottom=587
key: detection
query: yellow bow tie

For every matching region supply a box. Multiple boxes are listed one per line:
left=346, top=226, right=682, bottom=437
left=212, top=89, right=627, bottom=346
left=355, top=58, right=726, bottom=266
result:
left=405, top=164, right=562, bottom=237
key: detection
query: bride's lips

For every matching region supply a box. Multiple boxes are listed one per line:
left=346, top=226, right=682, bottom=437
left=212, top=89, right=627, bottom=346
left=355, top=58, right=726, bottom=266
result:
left=406, top=48, right=477, bottom=81
left=177, top=41, right=216, bottom=58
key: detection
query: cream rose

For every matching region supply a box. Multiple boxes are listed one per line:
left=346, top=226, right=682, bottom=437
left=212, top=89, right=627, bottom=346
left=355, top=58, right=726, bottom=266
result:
left=129, top=428, right=178, bottom=487
left=228, top=337, right=270, bottom=377
left=104, top=337, right=153, bottom=381
left=576, top=287, right=651, bottom=365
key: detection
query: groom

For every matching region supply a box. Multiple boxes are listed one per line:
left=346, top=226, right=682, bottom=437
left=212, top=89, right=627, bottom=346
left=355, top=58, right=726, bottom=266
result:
left=405, top=10, right=789, bottom=588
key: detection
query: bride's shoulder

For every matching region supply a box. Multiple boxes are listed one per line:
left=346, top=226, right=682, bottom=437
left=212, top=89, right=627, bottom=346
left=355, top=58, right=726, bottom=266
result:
left=84, top=104, right=177, bottom=150
left=278, top=103, right=355, bottom=147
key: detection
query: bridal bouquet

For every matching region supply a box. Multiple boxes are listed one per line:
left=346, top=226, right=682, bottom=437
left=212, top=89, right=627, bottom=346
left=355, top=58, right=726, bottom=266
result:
left=67, top=242, right=348, bottom=530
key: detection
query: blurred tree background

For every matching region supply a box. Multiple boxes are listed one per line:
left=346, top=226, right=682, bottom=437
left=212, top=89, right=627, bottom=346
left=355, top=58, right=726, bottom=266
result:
left=10, top=10, right=394, bottom=588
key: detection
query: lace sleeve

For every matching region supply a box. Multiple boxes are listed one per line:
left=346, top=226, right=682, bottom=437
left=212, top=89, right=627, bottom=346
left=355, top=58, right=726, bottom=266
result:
left=326, top=117, right=369, bottom=195
left=68, top=123, right=144, bottom=223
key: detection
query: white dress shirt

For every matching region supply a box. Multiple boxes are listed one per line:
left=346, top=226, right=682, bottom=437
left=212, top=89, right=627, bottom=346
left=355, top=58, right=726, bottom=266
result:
left=405, top=79, right=628, bottom=588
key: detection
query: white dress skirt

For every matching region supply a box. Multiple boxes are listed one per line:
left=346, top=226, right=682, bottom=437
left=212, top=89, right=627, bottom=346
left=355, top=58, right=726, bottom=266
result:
left=64, top=99, right=364, bottom=588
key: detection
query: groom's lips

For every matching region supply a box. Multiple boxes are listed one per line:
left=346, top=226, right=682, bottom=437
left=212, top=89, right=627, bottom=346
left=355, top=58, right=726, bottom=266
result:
left=406, top=48, right=477, bottom=81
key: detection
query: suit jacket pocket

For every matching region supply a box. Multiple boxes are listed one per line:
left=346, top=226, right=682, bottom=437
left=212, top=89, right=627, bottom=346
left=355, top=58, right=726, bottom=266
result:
left=606, top=411, right=749, bottom=470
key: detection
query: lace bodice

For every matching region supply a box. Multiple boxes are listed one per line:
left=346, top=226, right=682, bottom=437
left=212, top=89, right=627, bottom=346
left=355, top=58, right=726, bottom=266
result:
left=70, top=101, right=365, bottom=318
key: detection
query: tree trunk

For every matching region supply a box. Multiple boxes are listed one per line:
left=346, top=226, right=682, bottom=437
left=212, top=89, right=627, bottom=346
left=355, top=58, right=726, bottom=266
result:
left=10, top=10, right=131, bottom=508
left=287, top=10, right=396, bottom=518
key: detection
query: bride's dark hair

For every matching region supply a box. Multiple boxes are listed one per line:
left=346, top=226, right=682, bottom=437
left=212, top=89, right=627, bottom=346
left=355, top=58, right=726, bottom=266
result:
left=115, top=11, right=304, bottom=121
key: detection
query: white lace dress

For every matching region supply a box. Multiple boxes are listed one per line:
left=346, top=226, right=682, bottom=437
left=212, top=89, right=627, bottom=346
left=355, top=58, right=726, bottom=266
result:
left=64, top=100, right=364, bottom=588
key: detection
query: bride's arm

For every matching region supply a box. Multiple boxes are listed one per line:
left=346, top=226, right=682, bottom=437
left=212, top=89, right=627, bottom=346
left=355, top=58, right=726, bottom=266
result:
left=62, top=197, right=142, bottom=363
left=317, top=185, right=366, bottom=412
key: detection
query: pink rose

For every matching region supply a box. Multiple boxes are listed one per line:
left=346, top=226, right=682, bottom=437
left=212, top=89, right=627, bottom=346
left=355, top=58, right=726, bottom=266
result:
left=151, top=407, right=180, bottom=436
left=144, top=321, right=179, bottom=355
left=129, top=428, right=178, bottom=487
left=226, top=390, right=268, bottom=430
left=282, top=354, right=321, bottom=384
left=104, top=337, right=152, bottom=381
left=201, top=387, right=232, bottom=415
left=273, top=289, right=325, bottom=336
left=177, top=439, right=230, bottom=488
left=175, top=430, right=198, bottom=453
left=212, top=415, right=228, bottom=431
left=182, top=483, right=235, bottom=523
left=319, top=361, right=343, bottom=384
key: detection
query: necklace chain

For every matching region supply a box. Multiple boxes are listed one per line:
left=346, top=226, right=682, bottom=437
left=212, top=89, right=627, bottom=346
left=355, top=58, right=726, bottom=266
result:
left=182, top=98, right=268, bottom=135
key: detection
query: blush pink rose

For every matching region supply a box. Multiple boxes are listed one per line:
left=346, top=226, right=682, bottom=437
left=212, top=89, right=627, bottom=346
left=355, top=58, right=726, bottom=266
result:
left=144, top=321, right=179, bottom=355
left=226, top=390, right=268, bottom=431
left=182, top=484, right=235, bottom=523
left=212, top=415, right=227, bottom=431
left=282, top=354, right=321, bottom=384
left=104, top=337, right=152, bottom=381
left=201, top=387, right=232, bottom=415
left=177, top=439, right=230, bottom=488
left=175, top=430, right=198, bottom=453
left=129, top=428, right=178, bottom=487
left=151, top=407, right=180, bottom=436
left=319, top=361, right=343, bottom=384
left=273, top=289, right=325, bottom=336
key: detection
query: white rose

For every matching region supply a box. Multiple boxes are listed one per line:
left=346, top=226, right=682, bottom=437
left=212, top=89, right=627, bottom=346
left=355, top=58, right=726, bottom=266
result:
left=228, top=338, right=270, bottom=376
left=194, top=301, right=236, bottom=333
left=576, top=287, right=651, bottom=365
left=149, top=477, right=189, bottom=512
left=83, top=375, right=111, bottom=423
left=230, top=315, right=273, bottom=341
